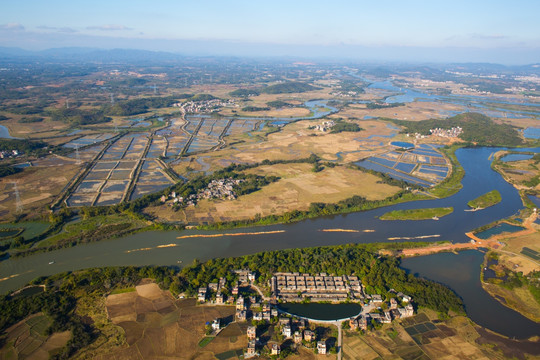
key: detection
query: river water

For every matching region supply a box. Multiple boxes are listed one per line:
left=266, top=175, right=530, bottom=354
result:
left=0, top=125, right=19, bottom=139
left=401, top=250, right=540, bottom=339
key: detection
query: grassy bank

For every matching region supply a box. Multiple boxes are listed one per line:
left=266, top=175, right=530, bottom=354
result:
left=427, top=145, right=465, bottom=198
left=468, top=190, right=501, bottom=209
left=380, top=207, right=453, bottom=220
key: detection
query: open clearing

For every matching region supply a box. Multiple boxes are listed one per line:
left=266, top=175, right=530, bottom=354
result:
left=148, top=163, right=401, bottom=224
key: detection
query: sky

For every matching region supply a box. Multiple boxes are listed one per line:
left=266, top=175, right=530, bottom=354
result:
left=1, top=0, right=539, bottom=63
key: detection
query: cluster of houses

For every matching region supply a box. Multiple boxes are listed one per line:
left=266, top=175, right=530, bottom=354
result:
left=429, top=126, right=463, bottom=138
left=349, top=292, right=414, bottom=331
left=197, top=269, right=415, bottom=358
left=272, top=272, right=364, bottom=302
left=314, top=120, right=335, bottom=132
left=245, top=317, right=330, bottom=358
left=0, top=149, right=20, bottom=159
left=330, top=90, right=360, bottom=98
left=161, top=178, right=244, bottom=206
left=173, top=99, right=237, bottom=113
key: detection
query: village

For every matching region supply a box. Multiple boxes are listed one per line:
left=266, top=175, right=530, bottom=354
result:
left=173, top=98, right=238, bottom=113
left=195, top=269, right=415, bottom=358
left=429, top=126, right=463, bottom=138
left=0, top=149, right=21, bottom=159
left=161, top=177, right=244, bottom=207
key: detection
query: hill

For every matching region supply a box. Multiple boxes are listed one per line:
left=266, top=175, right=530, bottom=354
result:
left=391, top=113, right=524, bottom=147
left=262, top=81, right=320, bottom=94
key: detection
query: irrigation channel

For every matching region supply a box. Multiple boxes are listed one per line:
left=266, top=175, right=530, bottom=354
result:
left=1, top=146, right=540, bottom=338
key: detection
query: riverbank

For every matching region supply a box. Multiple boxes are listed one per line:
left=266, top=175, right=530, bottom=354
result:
left=397, top=239, right=502, bottom=257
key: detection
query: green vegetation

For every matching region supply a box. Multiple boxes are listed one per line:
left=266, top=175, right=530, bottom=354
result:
left=366, top=102, right=404, bottom=109
left=49, top=107, right=112, bottom=125
left=391, top=113, right=523, bottom=147
left=266, top=100, right=294, bottom=108
left=427, top=145, right=465, bottom=198
left=467, top=190, right=501, bottom=209
left=0, top=138, right=48, bottom=155
left=337, top=81, right=365, bottom=94
left=18, top=116, right=44, bottom=123
left=241, top=106, right=270, bottom=112
left=0, top=240, right=465, bottom=359
left=0, top=266, right=179, bottom=359
left=181, top=243, right=464, bottom=314
left=485, top=252, right=540, bottom=305
left=190, top=93, right=217, bottom=102
left=229, top=88, right=260, bottom=97
left=330, top=122, right=362, bottom=134
left=102, top=96, right=180, bottom=116
left=262, top=82, right=319, bottom=94
left=198, top=336, right=215, bottom=347
left=0, top=165, right=21, bottom=178
left=10, top=212, right=147, bottom=257
left=380, top=207, right=453, bottom=220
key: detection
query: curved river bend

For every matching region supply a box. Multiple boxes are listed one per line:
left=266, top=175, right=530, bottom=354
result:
left=0, top=147, right=539, bottom=338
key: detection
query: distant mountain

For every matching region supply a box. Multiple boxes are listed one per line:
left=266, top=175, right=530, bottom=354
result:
left=0, top=47, right=184, bottom=63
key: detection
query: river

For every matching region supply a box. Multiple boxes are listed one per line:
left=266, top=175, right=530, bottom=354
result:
left=0, top=147, right=533, bottom=293
left=401, top=250, right=540, bottom=339
left=0, top=147, right=538, bottom=337
left=0, top=125, right=19, bottom=139
left=351, top=73, right=540, bottom=119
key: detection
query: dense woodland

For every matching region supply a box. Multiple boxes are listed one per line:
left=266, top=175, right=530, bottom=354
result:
left=330, top=121, right=362, bottom=133
left=390, top=113, right=524, bottom=147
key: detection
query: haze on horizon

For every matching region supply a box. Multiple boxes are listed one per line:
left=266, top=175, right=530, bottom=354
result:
left=1, top=0, right=540, bottom=64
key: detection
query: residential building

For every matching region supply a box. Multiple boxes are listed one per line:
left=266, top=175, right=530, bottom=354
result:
left=317, top=341, right=327, bottom=354
left=247, top=326, right=257, bottom=340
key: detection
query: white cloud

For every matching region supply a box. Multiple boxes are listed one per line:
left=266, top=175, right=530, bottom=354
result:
left=37, top=25, right=78, bottom=33
left=0, top=23, right=25, bottom=31
left=86, top=24, right=132, bottom=31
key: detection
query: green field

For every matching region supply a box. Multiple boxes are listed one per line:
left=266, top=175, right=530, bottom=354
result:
left=467, top=190, right=501, bottom=209
left=380, top=207, right=453, bottom=220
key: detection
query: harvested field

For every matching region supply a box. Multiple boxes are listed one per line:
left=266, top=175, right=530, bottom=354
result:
left=149, top=163, right=400, bottom=224
left=97, top=283, right=238, bottom=360
left=0, top=163, right=81, bottom=221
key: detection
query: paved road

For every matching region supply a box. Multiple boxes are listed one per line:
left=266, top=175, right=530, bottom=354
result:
left=337, top=321, right=342, bottom=360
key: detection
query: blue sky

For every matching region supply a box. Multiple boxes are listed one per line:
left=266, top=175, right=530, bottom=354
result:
left=1, top=0, right=539, bottom=63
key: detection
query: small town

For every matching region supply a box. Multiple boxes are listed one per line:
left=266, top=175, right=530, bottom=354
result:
left=195, top=269, right=415, bottom=358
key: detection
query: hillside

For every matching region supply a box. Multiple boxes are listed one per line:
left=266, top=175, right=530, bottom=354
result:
left=391, top=113, right=524, bottom=147
left=262, top=81, right=320, bottom=94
